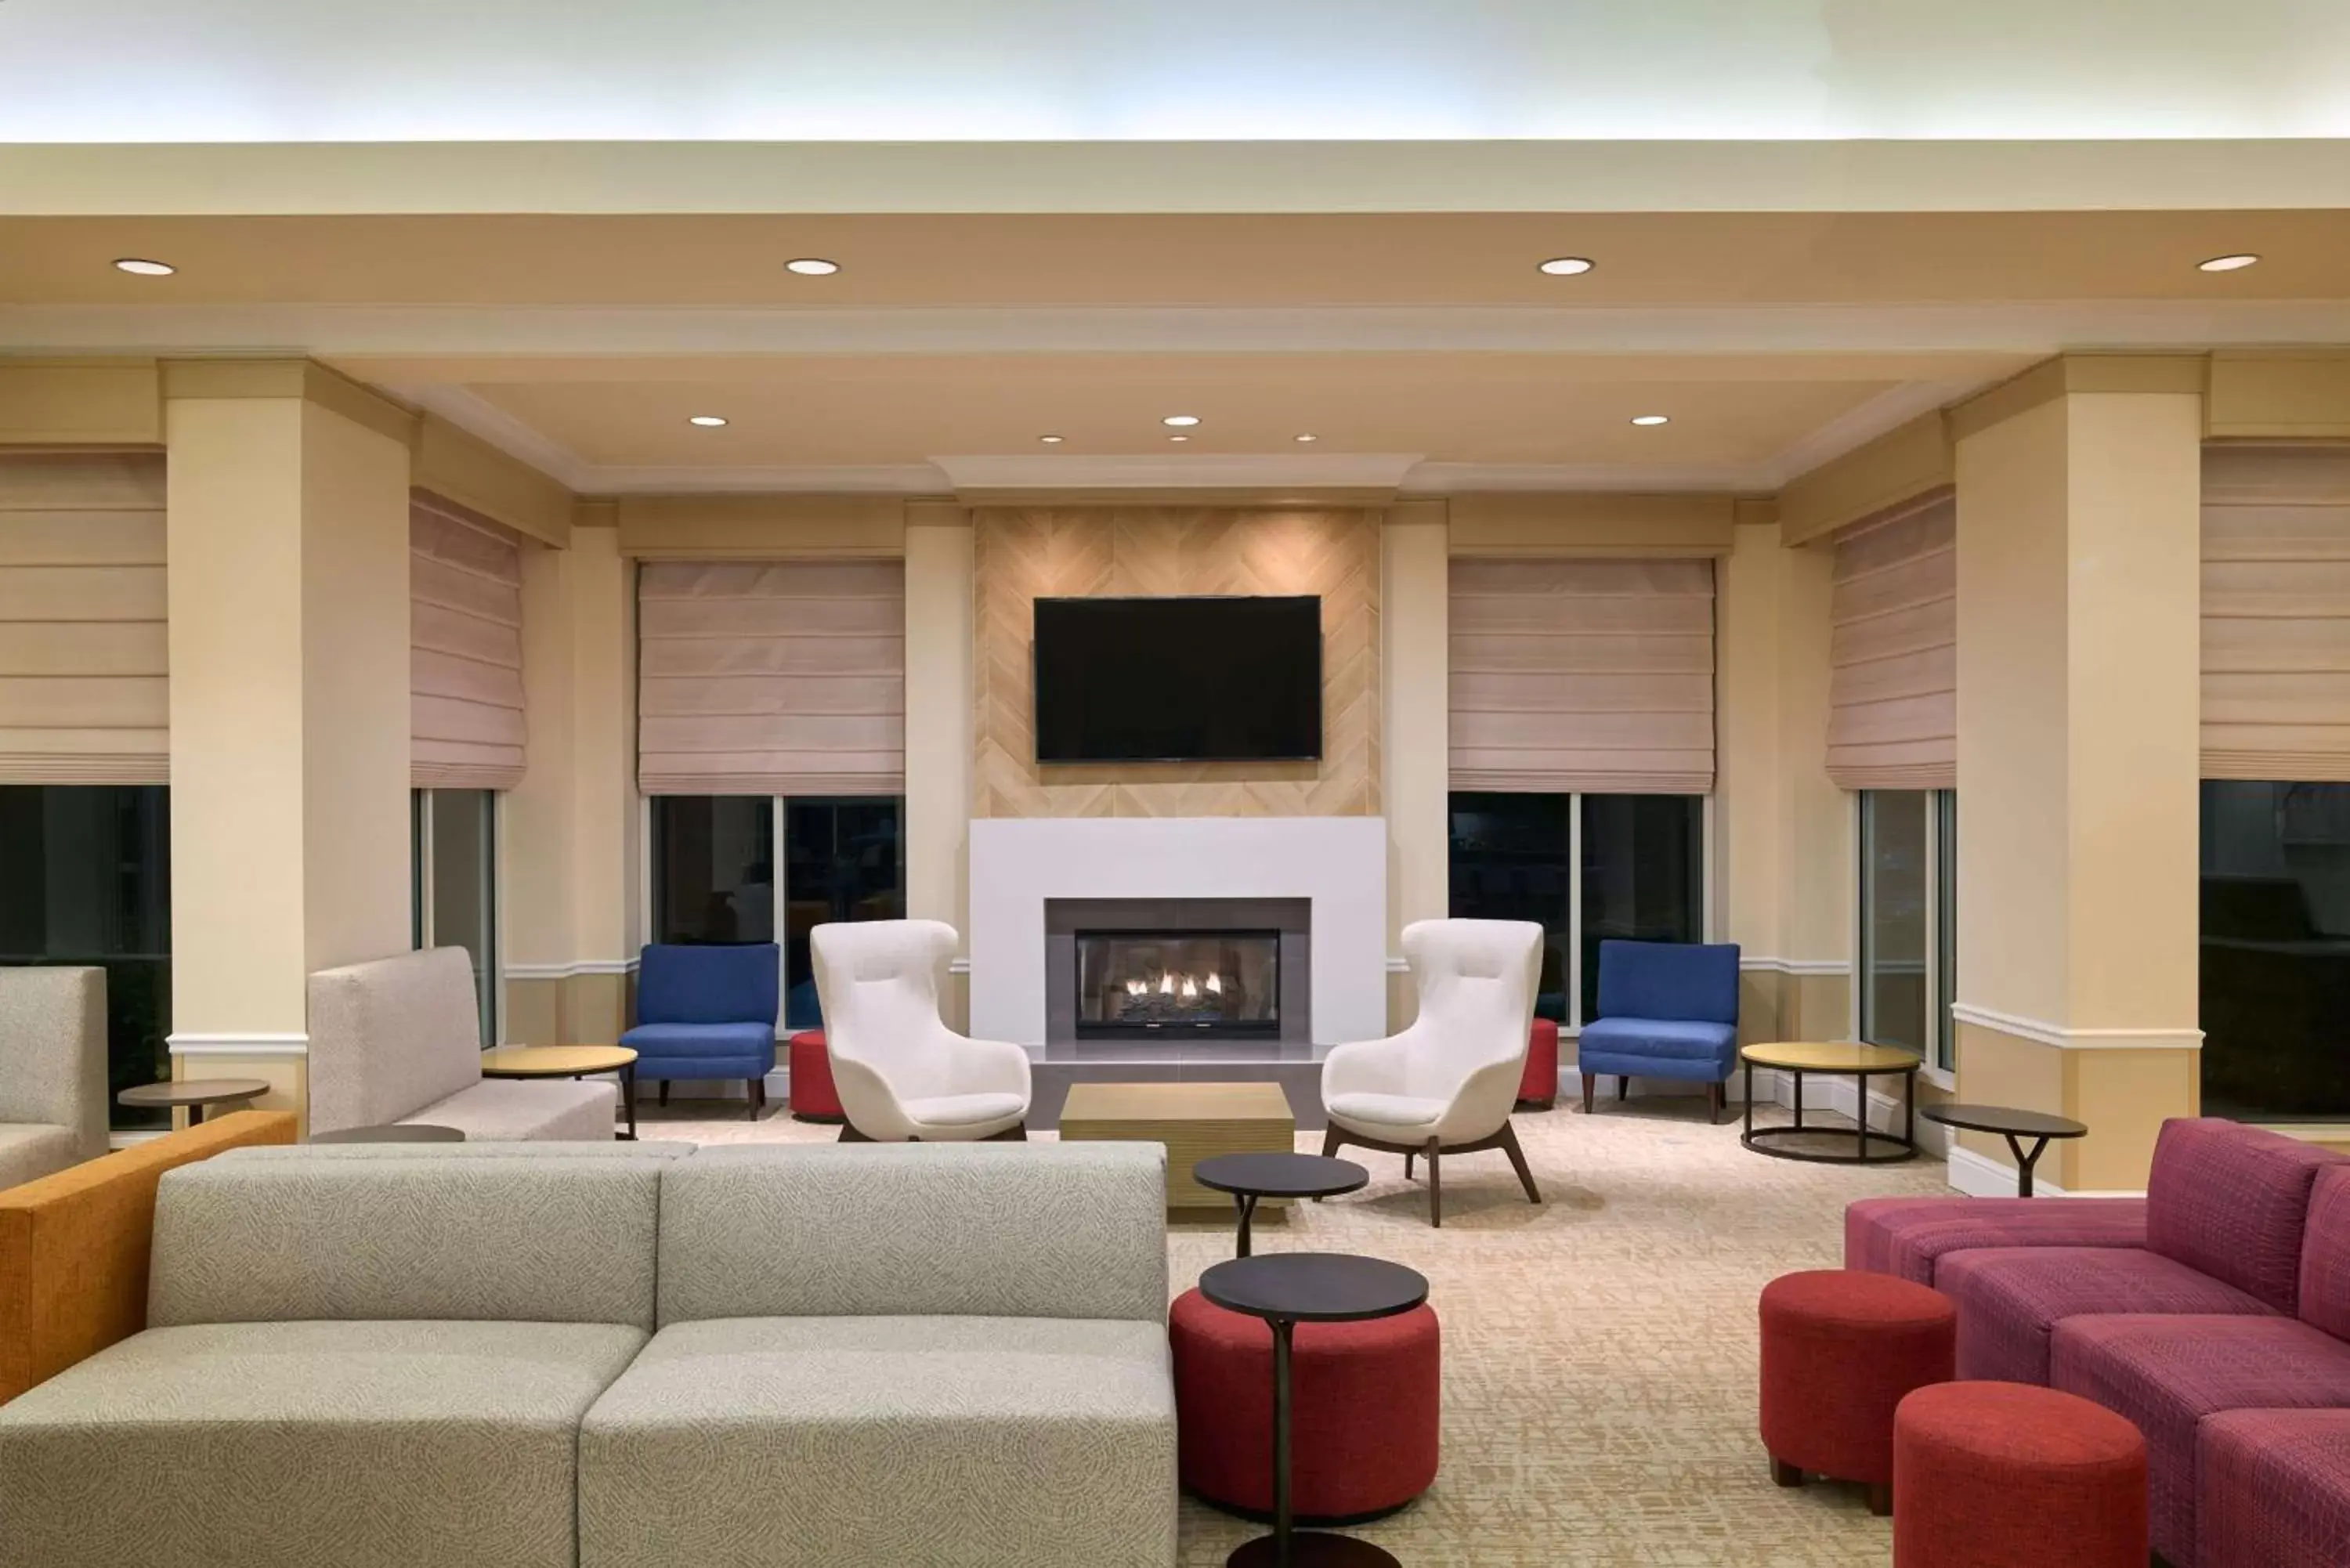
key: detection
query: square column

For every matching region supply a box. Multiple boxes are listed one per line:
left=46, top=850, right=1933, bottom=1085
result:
left=905, top=504, right=974, bottom=1029
left=1954, top=372, right=2205, bottom=1190
left=163, top=363, right=415, bottom=1128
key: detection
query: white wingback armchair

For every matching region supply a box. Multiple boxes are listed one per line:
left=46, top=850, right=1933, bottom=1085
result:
left=810, top=919, right=1032, bottom=1142
left=1319, top=917, right=1544, bottom=1226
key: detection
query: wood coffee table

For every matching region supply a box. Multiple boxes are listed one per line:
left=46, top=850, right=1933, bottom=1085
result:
left=1739, top=1040, right=1921, bottom=1165
left=479, top=1045, right=639, bottom=1141
left=1059, top=1082, right=1296, bottom=1216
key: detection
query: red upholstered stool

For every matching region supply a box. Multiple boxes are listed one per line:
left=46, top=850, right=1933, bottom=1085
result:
left=786, top=1030, right=844, bottom=1122
left=1170, top=1285, right=1440, bottom=1522
left=1759, top=1269, right=1956, bottom=1515
left=1894, top=1381, right=2146, bottom=1568
left=1517, top=1018, right=1560, bottom=1109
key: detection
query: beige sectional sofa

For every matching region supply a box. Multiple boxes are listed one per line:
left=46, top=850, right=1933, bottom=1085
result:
left=0, top=1140, right=1177, bottom=1568
left=0, top=966, right=108, bottom=1189
left=307, top=945, right=618, bottom=1139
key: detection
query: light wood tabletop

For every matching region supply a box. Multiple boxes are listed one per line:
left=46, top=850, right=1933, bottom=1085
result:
left=1737, top=1041, right=1922, bottom=1074
left=479, top=1045, right=638, bottom=1078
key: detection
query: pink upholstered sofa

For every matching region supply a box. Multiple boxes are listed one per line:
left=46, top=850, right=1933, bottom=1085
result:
left=1849, top=1118, right=2350, bottom=1568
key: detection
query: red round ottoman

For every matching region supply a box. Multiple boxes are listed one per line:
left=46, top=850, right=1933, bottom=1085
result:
left=1759, top=1269, right=1956, bottom=1515
left=786, top=1030, right=843, bottom=1122
left=1518, top=1018, right=1560, bottom=1109
left=1893, top=1382, right=2146, bottom=1567
left=1170, top=1285, right=1439, bottom=1522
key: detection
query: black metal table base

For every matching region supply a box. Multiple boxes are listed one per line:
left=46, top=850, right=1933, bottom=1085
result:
left=1740, top=1062, right=1918, bottom=1166
left=2004, top=1133, right=2054, bottom=1197
left=1227, top=1533, right=1403, bottom=1568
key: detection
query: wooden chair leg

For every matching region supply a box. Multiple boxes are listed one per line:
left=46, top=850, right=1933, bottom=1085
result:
left=1581, top=1072, right=1595, bottom=1114
left=1316, top=1127, right=1343, bottom=1198
left=1425, top=1137, right=1443, bottom=1228
left=747, top=1079, right=761, bottom=1121
left=1499, top=1120, right=1542, bottom=1205
left=837, top=1122, right=871, bottom=1143
left=1618, top=1075, right=1629, bottom=1102
left=657, top=1081, right=670, bottom=1107
left=1404, top=1151, right=1415, bottom=1180
left=1866, top=1481, right=1892, bottom=1516
left=1708, top=1079, right=1726, bottom=1124
left=985, top=1123, right=1028, bottom=1141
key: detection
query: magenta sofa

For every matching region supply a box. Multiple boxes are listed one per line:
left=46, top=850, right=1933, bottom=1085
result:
left=1847, top=1118, right=2350, bottom=1568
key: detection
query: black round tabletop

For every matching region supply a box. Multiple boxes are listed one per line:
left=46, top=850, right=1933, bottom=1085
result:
left=1201, top=1252, right=1429, bottom=1324
left=116, top=1078, right=271, bottom=1108
left=1922, top=1104, right=2088, bottom=1140
left=309, top=1123, right=466, bottom=1144
left=1194, top=1151, right=1370, bottom=1201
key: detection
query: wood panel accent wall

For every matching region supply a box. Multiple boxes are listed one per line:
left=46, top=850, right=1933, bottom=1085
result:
left=973, top=507, right=1380, bottom=818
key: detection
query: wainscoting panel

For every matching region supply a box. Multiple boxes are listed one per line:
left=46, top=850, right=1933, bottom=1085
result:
left=971, top=506, right=1380, bottom=818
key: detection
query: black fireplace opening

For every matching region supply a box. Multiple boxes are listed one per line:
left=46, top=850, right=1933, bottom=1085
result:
left=1074, top=929, right=1281, bottom=1038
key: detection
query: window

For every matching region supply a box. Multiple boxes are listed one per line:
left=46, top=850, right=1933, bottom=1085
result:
left=1858, top=789, right=1957, bottom=1072
left=0, top=786, right=172, bottom=1129
left=1448, top=792, right=1705, bottom=1027
left=411, top=789, right=497, bottom=1046
left=2200, top=781, right=2350, bottom=1122
left=648, top=796, right=904, bottom=1032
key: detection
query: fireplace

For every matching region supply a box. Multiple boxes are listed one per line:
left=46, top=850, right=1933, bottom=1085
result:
left=1075, top=930, right=1281, bottom=1039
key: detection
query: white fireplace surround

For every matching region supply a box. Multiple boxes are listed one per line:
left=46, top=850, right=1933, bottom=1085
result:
left=969, top=817, right=1388, bottom=1051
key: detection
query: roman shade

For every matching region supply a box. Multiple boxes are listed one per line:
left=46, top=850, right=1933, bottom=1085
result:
left=636, top=559, right=906, bottom=797
left=0, top=453, right=168, bottom=784
left=2202, top=445, right=2350, bottom=781
left=1827, top=490, right=1956, bottom=792
left=1448, top=557, right=1716, bottom=794
left=410, top=493, right=526, bottom=791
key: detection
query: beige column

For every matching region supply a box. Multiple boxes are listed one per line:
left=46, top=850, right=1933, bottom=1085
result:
left=501, top=539, right=581, bottom=1043
left=904, top=504, right=974, bottom=1029
left=163, top=362, right=414, bottom=1129
left=1716, top=518, right=1785, bottom=1040
left=1773, top=536, right=1853, bottom=1042
left=1954, top=371, right=2204, bottom=1191
left=553, top=514, right=639, bottom=1042
left=1382, top=503, right=1449, bottom=1029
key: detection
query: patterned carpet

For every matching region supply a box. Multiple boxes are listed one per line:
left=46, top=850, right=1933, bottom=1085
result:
left=644, top=1093, right=1948, bottom=1566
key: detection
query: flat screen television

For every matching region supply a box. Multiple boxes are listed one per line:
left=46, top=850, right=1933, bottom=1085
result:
left=1032, top=595, right=1323, bottom=764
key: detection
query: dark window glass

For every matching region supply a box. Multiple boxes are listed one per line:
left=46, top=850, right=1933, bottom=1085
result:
left=783, top=799, right=905, bottom=1031
left=1860, top=789, right=1931, bottom=1057
left=1936, top=789, right=1958, bottom=1072
left=649, top=797, right=776, bottom=947
left=1580, top=794, right=1705, bottom=1021
left=0, top=786, right=172, bottom=1129
left=410, top=789, right=497, bottom=1046
left=2200, top=781, right=2350, bottom=1122
left=1447, top=793, right=1572, bottom=1022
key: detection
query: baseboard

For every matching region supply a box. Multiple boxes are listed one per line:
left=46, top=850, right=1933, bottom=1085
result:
left=1944, top=1143, right=2143, bottom=1199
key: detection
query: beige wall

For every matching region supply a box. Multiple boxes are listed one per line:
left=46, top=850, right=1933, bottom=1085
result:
left=970, top=506, right=1381, bottom=818
left=1383, top=504, right=1449, bottom=1028
left=905, top=507, right=975, bottom=1028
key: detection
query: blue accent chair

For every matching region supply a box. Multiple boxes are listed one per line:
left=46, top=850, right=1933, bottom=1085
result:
left=1576, top=939, right=1741, bottom=1123
left=620, top=943, right=780, bottom=1122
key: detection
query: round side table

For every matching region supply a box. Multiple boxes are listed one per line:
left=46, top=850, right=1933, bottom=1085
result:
left=1738, top=1042, right=1920, bottom=1165
left=1198, top=1252, right=1430, bottom=1568
left=309, top=1123, right=465, bottom=1144
left=1194, top=1152, right=1368, bottom=1257
left=479, top=1046, right=639, bottom=1141
left=116, top=1078, right=269, bottom=1127
left=1921, top=1104, right=2088, bottom=1196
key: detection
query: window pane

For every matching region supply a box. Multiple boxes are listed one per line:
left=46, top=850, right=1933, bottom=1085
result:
left=2200, top=781, right=2350, bottom=1121
left=0, top=786, right=172, bottom=1129
left=650, top=797, right=776, bottom=948
left=1935, top=789, right=1958, bottom=1072
left=1579, top=794, right=1705, bottom=1021
left=426, top=789, right=497, bottom=1046
left=1447, top=793, right=1572, bottom=1023
left=1860, top=789, right=1929, bottom=1057
left=783, top=799, right=905, bottom=1031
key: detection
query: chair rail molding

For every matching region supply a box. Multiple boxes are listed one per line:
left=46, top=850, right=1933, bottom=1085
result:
left=1737, top=956, right=1853, bottom=975
left=166, top=1032, right=311, bottom=1057
left=1949, top=1003, right=2204, bottom=1051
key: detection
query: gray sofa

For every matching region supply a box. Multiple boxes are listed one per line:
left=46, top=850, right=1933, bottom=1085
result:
left=0, top=1140, right=1177, bottom=1568
left=307, top=946, right=618, bottom=1139
left=0, top=967, right=108, bottom=1188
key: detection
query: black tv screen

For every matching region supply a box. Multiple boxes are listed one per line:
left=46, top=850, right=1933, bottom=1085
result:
left=1032, top=595, right=1323, bottom=764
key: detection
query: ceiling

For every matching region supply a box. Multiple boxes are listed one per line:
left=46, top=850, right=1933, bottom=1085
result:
left=2, top=0, right=2348, bottom=142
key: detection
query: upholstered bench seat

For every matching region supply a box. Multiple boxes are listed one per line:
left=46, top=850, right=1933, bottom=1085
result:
left=0, top=1319, right=643, bottom=1568
left=1938, top=1246, right=2274, bottom=1386
left=0, top=1124, right=81, bottom=1190
left=1845, top=1195, right=2149, bottom=1286
left=580, top=1315, right=1175, bottom=1566
left=2198, top=1407, right=2350, bottom=1568
left=406, top=1078, right=620, bottom=1142
left=617, top=1021, right=775, bottom=1079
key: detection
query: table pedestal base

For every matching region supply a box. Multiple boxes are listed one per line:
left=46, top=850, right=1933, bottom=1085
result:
left=1227, top=1530, right=1402, bottom=1568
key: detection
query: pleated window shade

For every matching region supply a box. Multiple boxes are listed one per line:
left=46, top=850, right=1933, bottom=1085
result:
left=1448, top=558, right=1716, bottom=793
left=0, top=452, right=169, bottom=785
left=2202, top=446, right=2350, bottom=782
left=636, top=559, right=906, bottom=797
left=410, top=493, right=527, bottom=791
left=1827, top=491, right=1956, bottom=792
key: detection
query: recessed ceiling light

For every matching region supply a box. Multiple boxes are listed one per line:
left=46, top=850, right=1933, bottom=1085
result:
left=113, top=258, right=175, bottom=276
left=784, top=258, right=840, bottom=276
left=1538, top=257, right=1595, bottom=276
left=1162, top=414, right=1201, bottom=428
left=1294, top=433, right=1319, bottom=443
left=1039, top=434, right=1065, bottom=443
left=2198, top=253, right=2260, bottom=273
left=1169, top=435, right=1191, bottom=443
left=1630, top=414, right=1670, bottom=427
left=687, top=414, right=729, bottom=428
